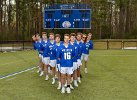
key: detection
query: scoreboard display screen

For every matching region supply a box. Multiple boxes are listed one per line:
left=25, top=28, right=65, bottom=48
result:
left=44, top=4, right=91, bottom=29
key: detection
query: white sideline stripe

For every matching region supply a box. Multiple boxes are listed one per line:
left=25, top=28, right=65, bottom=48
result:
left=0, top=67, right=37, bottom=80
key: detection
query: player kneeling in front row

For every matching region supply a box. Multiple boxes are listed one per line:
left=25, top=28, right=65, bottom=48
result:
left=58, top=34, right=75, bottom=94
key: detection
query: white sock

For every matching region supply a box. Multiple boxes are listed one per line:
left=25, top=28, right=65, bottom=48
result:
left=58, top=82, right=61, bottom=86
left=39, top=67, right=42, bottom=71
left=78, top=77, right=81, bottom=80
left=74, top=80, right=77, bottom=83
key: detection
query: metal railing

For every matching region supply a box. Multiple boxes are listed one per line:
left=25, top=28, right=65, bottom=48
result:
left=0, top=39, right=137, bottom=52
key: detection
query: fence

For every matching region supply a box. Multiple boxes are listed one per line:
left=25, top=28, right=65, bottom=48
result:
left=0, top=39, right=137, bottom=52
left=93, top=39, right=137, bottom=50
left=0, top=41, right=33, bottom=52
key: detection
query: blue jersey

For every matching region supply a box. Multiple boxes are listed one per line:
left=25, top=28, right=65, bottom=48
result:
left=54, top=41, right=63, bottom=64
left=58, top=43, right=75, bottom=67
left=41, top=40, right=50, bottom=57
left=35, top=40, right=43, bottom=54
left=70, top=42, right=79, bottom=62
left=33, top=41, right=37, bottom=50
left=89, top=40, right=93, bottom=50
left=48, top=41, right=56, bottom=60
left=76, top=41, right=84, bottom=59
left=83, top=41, right=91, bottom=54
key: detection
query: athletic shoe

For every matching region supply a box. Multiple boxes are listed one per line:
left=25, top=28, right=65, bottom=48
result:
left=52, top=78, right=55, bottom=85
left=70, top=84, right=74, bottom=90
left=66, top=87, right=71, bottom=94
left=39, top=71, right=44, bottom=76
left=57, top=82, right=61, bottom=90
left=37, top=70, right=40, bottom=73
left=78, top=77, right=81, bottom=83
left=37, top=66, right=41, bottom=73
left=45, top=75, right=49, bottom=81
left=85, top=68, right=88, bottom=73
left=61, top=87, right=65, bottom=94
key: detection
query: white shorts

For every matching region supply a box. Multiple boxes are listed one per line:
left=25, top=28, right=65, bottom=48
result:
left=73, top=62, right=78, bottom=71
left=81, top=53, right=84, bottom=61
left=49, top=60, right=56, bottom=67
left=41, top=56, right=44, bottom=63
left=61, top=67, right=73, bottom=75
left=77, top=59, right=82, bottom=67
left=56, top=64, right=61, bottom=72
left=43, top=57, right=50, bottom=65
left=83, top=54, right=89, bottom=61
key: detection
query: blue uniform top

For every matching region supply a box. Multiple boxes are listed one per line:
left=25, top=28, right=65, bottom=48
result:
left=54, top=41, right=63, bottom=64
left=83, top=41, right=92, bottom=54
left=58, top=43, right=75, bottom=67
left=70, top=42, right=79, bottom=62
left=35, top=40, right=43, bottom=54
left=76, top=41, right=84, bottom=59
left=33, top=41, right=37, bottom=50
left=89, top=40, right=93, bottom=50
left=41, top=40, right=50, bottom=57
left=48, top=41, right=56, bottom=60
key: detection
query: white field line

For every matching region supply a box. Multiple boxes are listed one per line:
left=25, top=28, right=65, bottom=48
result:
left=0, top=67, right=37, bottom=80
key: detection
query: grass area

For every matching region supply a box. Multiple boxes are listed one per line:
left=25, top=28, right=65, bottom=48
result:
left=0, top=50, right=39, bottom=76
left=0, top=50, right=137, bottom=100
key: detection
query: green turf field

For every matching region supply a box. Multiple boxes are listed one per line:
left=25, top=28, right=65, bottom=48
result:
left=0, top=50, right=137, bottom=100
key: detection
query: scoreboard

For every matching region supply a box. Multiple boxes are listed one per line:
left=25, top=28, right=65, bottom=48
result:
left=44, top=4, right=91, bottom=29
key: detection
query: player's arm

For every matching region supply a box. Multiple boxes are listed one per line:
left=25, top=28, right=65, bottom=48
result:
left=47, top=43, right=50, bottom=56
left=38, top=42, right=43, bottom=54
left=33, top=42, right=37, bottom=50
left=77, top=45, right=81, bottom=57
left=72, top=46, right=75, bottom=59
left=74, top=45, right=78, bottom=59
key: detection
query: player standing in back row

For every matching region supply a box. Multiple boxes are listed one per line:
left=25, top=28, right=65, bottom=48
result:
left=48, top=33, right=56, bottom=85
left=69, top=33, right=79, bottom=87
left=54, top=34, right=63, bottom=89
left=76, top=32, right=84, bottom=83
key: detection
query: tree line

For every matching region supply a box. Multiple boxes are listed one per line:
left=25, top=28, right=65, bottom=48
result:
left=0, top=0, right=137, bottom=41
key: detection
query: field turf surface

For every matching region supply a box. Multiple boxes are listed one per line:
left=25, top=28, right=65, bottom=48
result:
left=0, top=50, right=137, bottom=100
